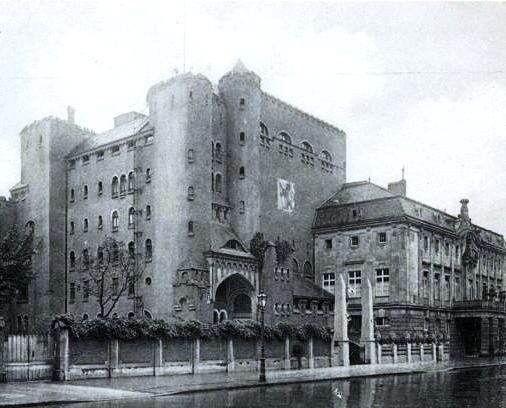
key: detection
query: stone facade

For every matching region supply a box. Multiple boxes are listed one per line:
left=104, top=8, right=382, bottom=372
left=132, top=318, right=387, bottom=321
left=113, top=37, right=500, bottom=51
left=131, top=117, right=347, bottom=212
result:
left=3, top=62, right=343, bottom=332
left=313, top=180, right=506, bottom=357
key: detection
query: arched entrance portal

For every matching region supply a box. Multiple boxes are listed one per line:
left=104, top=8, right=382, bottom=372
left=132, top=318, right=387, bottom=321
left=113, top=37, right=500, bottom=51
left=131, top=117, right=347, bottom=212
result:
left=215, top=273, right=255, bottom=320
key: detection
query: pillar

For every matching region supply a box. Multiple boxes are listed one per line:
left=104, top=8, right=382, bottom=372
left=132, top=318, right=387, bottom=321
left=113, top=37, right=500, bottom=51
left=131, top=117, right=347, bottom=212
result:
left=58, top=329, right=70, bottom=381
left=109, top=339, right=119, bottom=377
left=360, top=277, right=376, bottom=364
left=192, top=338, right=200, bottom=374
left=284, top=337, right=291, bottom=370
left=227, top=338, right=235, bottom=372
left=154, top=338, right=163, bottom=375
left=432, top=343, right=437, bottom=361
left=334, top=274, right=350, bottom=366
left=377, top=343, right=382, bottom=364
left=330, top=338, right=338, bottom=367
left=420, top=343, right=425, bottom=361
left=393, top=344, right=398, bottom=364
left=407, top=342, right=412, bottom=364
left=308, top=337, right=314, bottom=369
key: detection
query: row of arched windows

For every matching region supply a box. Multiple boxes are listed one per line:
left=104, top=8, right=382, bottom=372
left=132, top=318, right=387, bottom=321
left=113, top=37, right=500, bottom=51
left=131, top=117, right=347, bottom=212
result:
left=69, top=169, right=151, bottom=203
left=69, top=239, right=152, bottom=270
left=69, top=206, right=151, bottom=234
left=259, top=122, right=333, bottom=162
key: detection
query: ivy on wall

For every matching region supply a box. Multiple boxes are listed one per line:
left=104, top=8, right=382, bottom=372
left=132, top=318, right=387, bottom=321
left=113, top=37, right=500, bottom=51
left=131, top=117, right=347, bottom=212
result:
left=51, top=315, right=332, bottom=342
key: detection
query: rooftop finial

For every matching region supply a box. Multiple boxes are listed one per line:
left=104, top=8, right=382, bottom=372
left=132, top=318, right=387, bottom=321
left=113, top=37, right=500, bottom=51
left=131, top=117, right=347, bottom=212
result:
left=402, top=166, right=405, bottom=180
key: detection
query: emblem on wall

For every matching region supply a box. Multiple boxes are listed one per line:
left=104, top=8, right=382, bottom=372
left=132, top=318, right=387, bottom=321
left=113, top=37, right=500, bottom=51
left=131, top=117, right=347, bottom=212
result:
left=277, top=178, right=295, bottom=213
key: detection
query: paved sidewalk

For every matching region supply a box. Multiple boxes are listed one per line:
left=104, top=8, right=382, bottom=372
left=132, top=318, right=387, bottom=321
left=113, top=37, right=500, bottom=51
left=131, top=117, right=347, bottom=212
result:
left=1, top=357, right=505, bottom=406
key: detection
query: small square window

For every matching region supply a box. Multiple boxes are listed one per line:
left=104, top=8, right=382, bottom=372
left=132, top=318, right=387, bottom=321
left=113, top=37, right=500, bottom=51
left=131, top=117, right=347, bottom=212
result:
left=145, top=135, right=154, bottom=145
left=111, top=145, right=120, bottom=156
left=69, top=160, right=76, bottom=169
left=82, top=155, right=89, bottom=165
left=378, top=232, right=387, bottom=243
left=96, top=150, right=104, bottom=161
left=325, top=239, right=333, bottom=249
left=240, top=97, right=245, bottom=107
left=350, top=236, right=359, bottom=247
left=127, top=140, right=136, bottom=150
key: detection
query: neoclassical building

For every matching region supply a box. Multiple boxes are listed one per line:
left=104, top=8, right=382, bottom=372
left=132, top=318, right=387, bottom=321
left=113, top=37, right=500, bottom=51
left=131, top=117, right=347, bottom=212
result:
left=313, top=180, right=506, bottom=357
left=3, top=61, right=343, bottom=331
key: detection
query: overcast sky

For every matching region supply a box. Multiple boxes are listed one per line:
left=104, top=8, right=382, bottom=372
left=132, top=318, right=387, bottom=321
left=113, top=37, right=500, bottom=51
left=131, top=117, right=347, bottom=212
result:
left=1, top=1, right=505, bottom=235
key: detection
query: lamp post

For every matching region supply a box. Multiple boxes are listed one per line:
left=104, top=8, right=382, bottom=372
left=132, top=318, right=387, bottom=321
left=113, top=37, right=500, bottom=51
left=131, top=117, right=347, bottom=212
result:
left=257, top=290, right=267, bottom=382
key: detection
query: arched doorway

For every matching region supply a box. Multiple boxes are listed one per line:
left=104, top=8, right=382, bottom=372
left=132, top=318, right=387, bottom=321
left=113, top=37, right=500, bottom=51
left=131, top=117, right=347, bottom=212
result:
left=215, top=273, right=255, bottom=320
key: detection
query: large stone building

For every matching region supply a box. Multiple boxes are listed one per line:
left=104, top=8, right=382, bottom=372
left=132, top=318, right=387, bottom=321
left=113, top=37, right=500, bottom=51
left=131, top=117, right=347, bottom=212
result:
left=3, top=61, right=505, bottom=360
left=313, top=180, right=506, bottom=357
left=3, top=62, right=341, bottom=332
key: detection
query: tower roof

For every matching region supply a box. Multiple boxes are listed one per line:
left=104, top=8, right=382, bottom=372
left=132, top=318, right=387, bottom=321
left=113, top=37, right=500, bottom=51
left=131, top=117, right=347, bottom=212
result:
left=232, top=59, right=249, bottom=74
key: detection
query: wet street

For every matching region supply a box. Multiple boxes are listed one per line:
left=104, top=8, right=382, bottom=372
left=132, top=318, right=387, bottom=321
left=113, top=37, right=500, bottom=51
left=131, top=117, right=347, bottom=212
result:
left=46, top=365, right=506, bottom=407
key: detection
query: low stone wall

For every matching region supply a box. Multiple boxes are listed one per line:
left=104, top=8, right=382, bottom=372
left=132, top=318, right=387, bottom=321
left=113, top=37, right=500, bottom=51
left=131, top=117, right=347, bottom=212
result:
left=377, top=342, right=449, bottom=364
left=57, top=330, right=333, bottom=381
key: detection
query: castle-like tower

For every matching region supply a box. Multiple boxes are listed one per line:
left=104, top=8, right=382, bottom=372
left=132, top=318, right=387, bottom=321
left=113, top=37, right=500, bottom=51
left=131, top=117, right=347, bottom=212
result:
left=5, top=62, right=346, bottom=331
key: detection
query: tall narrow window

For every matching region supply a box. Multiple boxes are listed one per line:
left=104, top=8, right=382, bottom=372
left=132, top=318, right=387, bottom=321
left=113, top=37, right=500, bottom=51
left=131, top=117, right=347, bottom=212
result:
left=434, top=274, right=441, bottom=301
left=239, top=200, right=245, bottom=214
left=188, top=221, right=194, bottom=236
left=128, top=207, right=135, bottom=227
left=423, top=271, right=429, bottom=298
left=112, top=177, right=119, bottom=197
left=146, top=168, right=152, bottom=183
left=83, top=185, right=88, bottom=199
left=215, top=142, right=222, bottom=158
left=239, top=167, right=245, bottom=179
left=348, top=270, right=361, bottom=297
left=83, top=249, right=89, bottom=270
left=83, top=280, right=90, bottom=301
left=145, top=239, right=152, bottom=261
left=83, top=218, right=89, bottom=232
left=128, top=171, right=135, bottom=192
left=239, top=132, right=245, bottom=144
left=113, top=243, right=119, bottom=263
left=70, top=189, right=75, bottom=202
left=444, top=276, right=450, bottom=301
left=211, top=173, right=215, bottom=192
left=146, top=205, right=151, bottom=220
left=375, top=268, right=390, bottom=297
left=112, top=211, right=119, bottom=231
left=69, top=283, right=76, bottom=301
left=323, top=272, right=335, bottom=291
left=215, top=173, right=222, bottom=193
left=188, top=186, right=194, bottom=200
left=97, top=247, right=104, bottom=263
left=120, top=174, right=127, bottom=194
left=128, top=241, right=135, bottom=259
left=69, top=251, right=75, bottom=270
left=69, top=221, right=75, bottom=235
left=97, top=181, right=103, bottom=196
left=187, top=149, right=194, bottom=163
left=98, top=215, right=103, bottom=229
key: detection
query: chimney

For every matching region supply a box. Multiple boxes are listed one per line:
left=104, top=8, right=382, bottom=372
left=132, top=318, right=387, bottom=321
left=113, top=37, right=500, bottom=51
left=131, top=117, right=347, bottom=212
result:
left=388, top=179, right=407, bottom=197
left=67, top=106, right=75, bottom=124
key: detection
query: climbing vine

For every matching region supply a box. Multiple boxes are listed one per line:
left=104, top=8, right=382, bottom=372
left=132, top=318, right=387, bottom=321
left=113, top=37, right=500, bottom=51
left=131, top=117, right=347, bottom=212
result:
left=51, top=315, right=332, bottom=342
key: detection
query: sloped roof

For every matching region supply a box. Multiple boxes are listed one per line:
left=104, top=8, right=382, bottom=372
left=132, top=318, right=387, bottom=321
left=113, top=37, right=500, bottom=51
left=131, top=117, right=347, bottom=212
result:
left=209, top=223, right=255, bottom=259
left=293, top=279, right=334, bottom=300
left=69, top=117, right=150, bottom=156
left=319, top=181, right=394, bottom=207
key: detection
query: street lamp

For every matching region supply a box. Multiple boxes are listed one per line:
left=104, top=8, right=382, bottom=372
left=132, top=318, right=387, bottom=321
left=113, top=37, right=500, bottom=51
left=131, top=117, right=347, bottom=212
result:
left=257, top=290, right=267, bottom=383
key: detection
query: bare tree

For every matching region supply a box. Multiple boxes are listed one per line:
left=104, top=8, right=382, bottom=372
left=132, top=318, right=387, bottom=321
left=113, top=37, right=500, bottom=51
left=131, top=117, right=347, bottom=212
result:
left=79, top=237, right=144, bottom=318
